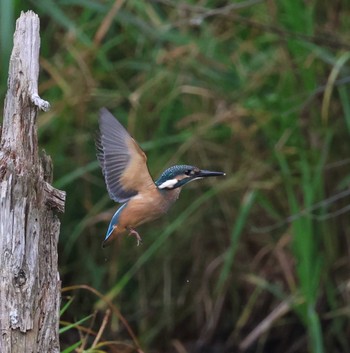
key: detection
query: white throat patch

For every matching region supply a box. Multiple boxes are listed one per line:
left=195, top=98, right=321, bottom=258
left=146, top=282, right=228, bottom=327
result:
left=158, top=178, right=178, bottom=189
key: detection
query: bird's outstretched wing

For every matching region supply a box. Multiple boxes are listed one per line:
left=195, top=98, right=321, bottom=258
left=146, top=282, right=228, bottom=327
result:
left=96, top=108, right=156, bottom=203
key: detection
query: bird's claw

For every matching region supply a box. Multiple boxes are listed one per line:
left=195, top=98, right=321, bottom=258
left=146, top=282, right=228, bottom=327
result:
left=128, top=228, right=143, bottom=246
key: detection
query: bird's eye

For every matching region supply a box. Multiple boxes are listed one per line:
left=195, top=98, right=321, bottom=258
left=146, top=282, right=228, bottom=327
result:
left=185, top=169, right=192, bottom=176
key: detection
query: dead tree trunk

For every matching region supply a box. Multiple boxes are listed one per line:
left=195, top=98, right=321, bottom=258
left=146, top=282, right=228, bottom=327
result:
left=0, top=11, right=65, bottom=353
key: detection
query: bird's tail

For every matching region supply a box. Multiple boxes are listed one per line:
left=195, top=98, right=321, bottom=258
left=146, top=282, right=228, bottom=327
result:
left=101, top=225, right=126, bottom=248
left=101, top=204, right=127, bottom=247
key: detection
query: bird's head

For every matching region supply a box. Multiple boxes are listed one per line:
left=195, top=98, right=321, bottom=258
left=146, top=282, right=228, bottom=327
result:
left=155, top=165, right=225, bottom=190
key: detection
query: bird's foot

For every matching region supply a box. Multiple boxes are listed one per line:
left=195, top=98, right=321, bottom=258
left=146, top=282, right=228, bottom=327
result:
left=128, top=228, right=143, bottom=246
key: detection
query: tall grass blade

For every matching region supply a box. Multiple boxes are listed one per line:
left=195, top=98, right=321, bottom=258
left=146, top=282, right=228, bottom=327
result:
left=61, top=340, right=82, bottom=353
left=216, top=190, right=256, bottom=291
left=59, top=314, right=93, bottom=334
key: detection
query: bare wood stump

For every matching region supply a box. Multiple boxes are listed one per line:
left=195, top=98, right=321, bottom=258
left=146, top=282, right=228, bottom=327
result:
left=0, top=11, right=65, bottom=353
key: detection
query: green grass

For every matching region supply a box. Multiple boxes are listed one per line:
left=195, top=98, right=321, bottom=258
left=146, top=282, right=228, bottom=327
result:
left=2, top=0, right=350, bottom=352
left=0, top=0, right=14, bottom=97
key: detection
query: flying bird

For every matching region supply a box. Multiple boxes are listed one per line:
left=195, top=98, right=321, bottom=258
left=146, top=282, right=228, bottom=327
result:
left=96, top=108, right=225, bottom=247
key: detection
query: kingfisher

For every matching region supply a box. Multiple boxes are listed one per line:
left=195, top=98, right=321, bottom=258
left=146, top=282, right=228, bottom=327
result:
left=96, top=108, right=225, bottom=247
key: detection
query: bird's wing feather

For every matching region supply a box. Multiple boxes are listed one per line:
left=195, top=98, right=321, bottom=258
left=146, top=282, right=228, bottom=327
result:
left=96, top=108, right=156, bottom=203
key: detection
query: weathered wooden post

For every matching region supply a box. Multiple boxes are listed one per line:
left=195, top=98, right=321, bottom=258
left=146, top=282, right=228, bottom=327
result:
left=0, top=11, right=65, bottom=353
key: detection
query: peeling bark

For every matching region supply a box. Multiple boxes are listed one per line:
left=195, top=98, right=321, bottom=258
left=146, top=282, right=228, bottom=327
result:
left=0, top=11, right=65, bottom=353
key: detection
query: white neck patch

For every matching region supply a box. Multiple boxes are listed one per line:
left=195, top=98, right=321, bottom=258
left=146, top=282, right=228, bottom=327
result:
left=158, top=178, right=178, bottom=189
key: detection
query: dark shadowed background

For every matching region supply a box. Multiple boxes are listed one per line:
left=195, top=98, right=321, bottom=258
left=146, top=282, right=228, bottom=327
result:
left=1, top=1, right=350, bottom=352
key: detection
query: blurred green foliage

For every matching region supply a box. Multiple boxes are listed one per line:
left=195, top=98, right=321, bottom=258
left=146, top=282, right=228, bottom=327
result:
left=1, top=0, right=350, bottom=352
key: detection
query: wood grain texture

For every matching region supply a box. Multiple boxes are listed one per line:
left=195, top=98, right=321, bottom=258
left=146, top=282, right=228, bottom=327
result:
left=0, top=11, right=65, bottom=353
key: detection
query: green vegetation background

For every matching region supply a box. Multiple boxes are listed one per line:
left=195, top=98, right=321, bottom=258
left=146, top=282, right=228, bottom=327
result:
left=1, top=1, right=350, bottom=352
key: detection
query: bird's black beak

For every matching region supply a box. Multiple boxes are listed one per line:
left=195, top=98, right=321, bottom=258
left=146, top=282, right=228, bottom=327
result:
left=198, top=170, right=226, bottom=178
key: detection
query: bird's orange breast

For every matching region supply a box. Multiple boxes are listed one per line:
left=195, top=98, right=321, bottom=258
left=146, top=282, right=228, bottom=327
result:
left=118, top=188, right=181, bottom=229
